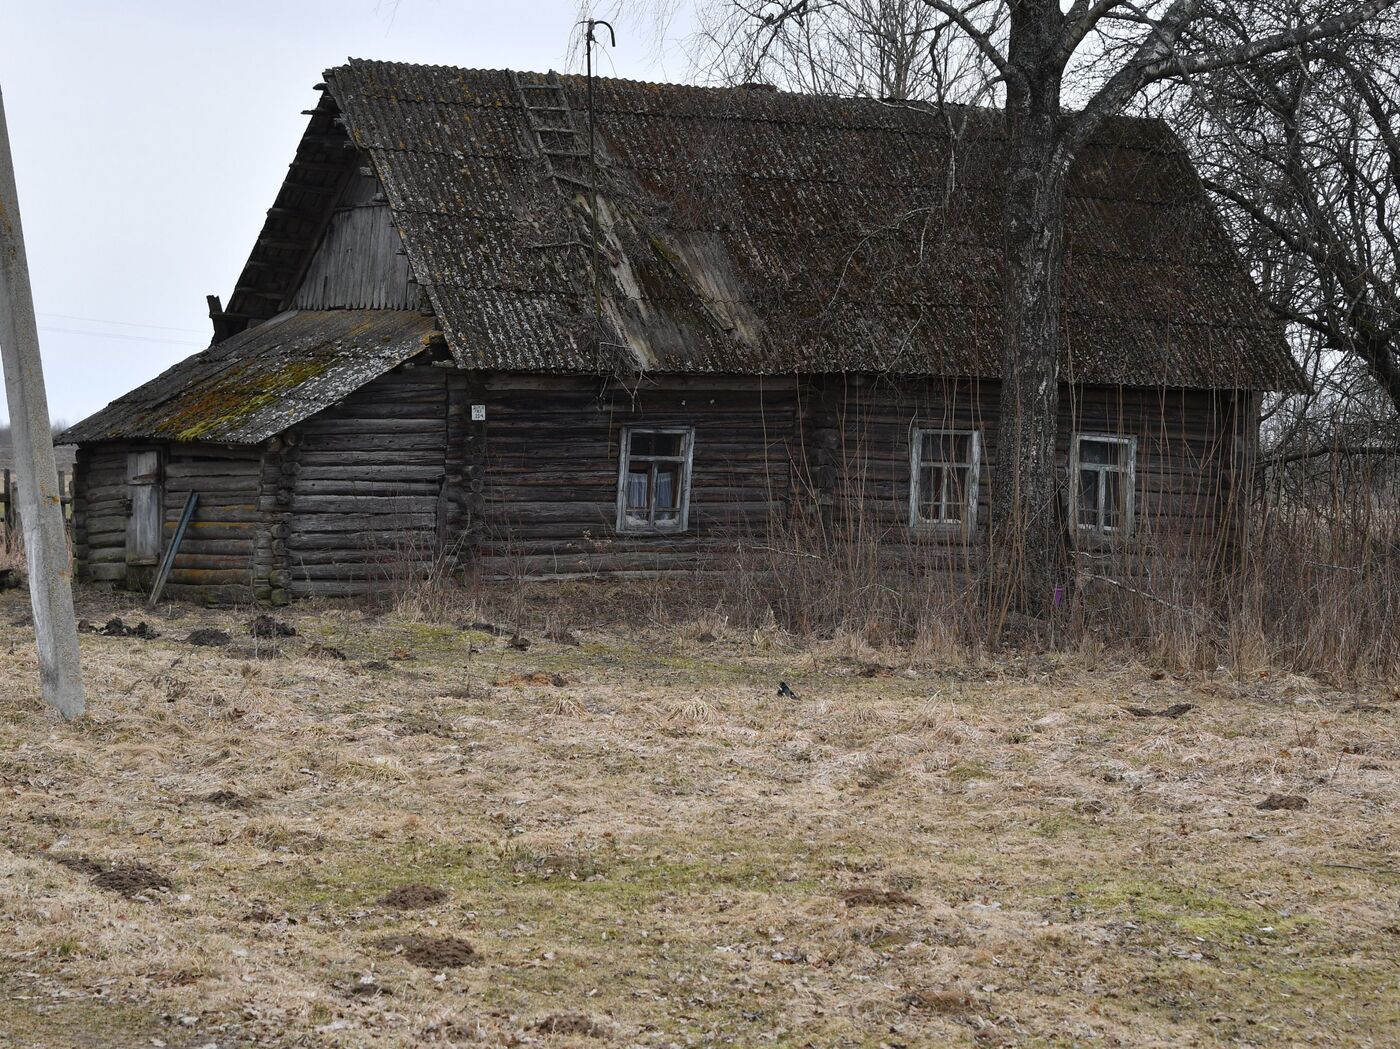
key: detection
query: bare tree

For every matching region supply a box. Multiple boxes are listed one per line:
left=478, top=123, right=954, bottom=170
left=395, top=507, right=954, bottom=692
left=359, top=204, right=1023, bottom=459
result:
left=684, top=0, right=1396, bottom=618
left=1168, top=5, right=1400, bottom=454
left=693, top=0, right=993, bottom=102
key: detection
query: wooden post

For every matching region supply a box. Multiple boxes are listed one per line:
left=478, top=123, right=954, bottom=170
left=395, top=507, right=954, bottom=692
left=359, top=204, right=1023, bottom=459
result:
left=0, top=85, right=85, bottom=719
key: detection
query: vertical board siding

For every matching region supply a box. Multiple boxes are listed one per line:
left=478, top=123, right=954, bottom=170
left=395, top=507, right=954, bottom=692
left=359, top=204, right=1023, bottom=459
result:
left=125, top=451, right=162, bottom=565
left=289, top=172, right=417, bottom=310
left=283, top=364, right=451, bottom=596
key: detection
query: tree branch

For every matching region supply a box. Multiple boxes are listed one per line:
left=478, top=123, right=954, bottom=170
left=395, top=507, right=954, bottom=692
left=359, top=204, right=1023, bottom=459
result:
left=918, top=0, right=1015, bottom=85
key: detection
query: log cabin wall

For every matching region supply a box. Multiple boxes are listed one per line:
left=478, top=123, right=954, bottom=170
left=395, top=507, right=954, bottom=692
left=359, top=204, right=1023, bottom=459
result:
left=159, top=444, right=263, bottom=604
left=71, top=445, right=131, bottom=587
left=472, top=373, right=801, bottom=576
left=276, top=360, right=454, bottom=598
left=817, top=376, right=1250, bottom=570
left=71, top=441, right=263, bottom=602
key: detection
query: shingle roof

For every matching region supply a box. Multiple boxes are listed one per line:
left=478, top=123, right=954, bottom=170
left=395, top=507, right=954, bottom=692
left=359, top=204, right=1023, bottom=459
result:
left=64, top=62, right=1301, bottom=450
left=323, top=59, right=1299, bottom=390
left=61, top=310, right=440, bottom=444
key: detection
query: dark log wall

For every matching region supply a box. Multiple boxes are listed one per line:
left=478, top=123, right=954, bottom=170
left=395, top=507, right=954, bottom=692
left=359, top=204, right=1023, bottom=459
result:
left=276, top=361, right=453, bottom=597
left=71, top=441, right=263, bottom=602
left=71, top=446, right=130, bottom=586
left=69, top=369, right=1253, bottom=600
left=474, top=373, right=800, bottom=576
left=820, top=376, right=1248, bottom=564
left=160, top=445, right=262, bottom=604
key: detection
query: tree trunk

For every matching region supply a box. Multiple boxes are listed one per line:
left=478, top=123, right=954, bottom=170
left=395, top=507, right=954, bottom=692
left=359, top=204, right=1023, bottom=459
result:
left=988, top=3, right=1072, bottom=623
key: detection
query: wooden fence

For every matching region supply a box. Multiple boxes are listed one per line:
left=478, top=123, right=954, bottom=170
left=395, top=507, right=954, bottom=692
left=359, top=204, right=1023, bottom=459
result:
left=0, top=467, right=74, bottom=537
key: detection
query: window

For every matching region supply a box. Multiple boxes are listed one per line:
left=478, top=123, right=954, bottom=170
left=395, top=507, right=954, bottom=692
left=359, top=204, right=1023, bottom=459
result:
left=909, top=428, right=981, bottom=531
left=1072, top=434, right=1136, bottom=536
left=616, top=427, right=694, bottom=533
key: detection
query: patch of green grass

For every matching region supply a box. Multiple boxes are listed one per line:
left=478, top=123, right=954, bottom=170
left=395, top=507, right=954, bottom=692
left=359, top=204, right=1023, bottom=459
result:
left=947, top=761, right=993, bottom=783
left=0, top=974, right=161, bottom=1048
left=1080, top=877, right=1310, bottom=945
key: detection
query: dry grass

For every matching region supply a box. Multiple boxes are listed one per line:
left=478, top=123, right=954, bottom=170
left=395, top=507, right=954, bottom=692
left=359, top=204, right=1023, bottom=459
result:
left=2, top=584, right=1399, bottom=1047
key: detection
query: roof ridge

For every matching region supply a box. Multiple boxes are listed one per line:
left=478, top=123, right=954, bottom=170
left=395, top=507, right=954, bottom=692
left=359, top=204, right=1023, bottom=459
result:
left=325, top=57, right=1175, bottom=133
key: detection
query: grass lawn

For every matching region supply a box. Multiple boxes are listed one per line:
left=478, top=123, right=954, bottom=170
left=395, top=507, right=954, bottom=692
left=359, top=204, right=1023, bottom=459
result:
left=1, top=585, right=1397, bottom=1048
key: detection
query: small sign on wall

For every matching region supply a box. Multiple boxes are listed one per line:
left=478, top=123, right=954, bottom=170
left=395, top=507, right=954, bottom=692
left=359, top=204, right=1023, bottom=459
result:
left=470, top=404, right=486, bottom=422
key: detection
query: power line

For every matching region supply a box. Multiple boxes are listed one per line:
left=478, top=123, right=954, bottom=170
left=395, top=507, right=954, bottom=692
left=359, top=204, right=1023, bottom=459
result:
left=36, top=311, right=208, bottom=335
left=37, top=325, right=203, bottom=348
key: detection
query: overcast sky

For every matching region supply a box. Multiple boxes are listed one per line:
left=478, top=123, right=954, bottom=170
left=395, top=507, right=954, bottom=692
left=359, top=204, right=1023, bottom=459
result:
left=0, top=1, right=693, bottom=426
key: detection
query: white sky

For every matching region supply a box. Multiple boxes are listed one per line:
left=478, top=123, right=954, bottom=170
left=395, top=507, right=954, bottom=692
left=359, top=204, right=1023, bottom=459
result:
left=0, top=1, right=694, bottom=426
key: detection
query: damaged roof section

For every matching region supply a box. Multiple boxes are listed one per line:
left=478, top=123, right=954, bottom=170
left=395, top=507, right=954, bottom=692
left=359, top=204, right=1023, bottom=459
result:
left=325, top=60, right=1300, bottom=391
left=60, top=310, right=441, bottom=445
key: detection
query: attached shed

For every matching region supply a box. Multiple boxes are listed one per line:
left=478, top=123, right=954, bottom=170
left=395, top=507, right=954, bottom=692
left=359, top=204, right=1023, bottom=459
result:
left=61, top=60, right=1301, bottom=604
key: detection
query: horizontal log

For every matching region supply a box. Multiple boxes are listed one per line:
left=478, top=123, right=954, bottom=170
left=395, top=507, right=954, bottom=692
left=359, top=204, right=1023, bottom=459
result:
left=159, top=583, right=254, bottom=606
left=295, top=435, right=446, bottom=454
left=171, top=540, right=257, bottom=557
left=296, top=450, right=448, bottom=468
left=285, top=529, right=439, bottom=551
left=165, top=568, right=255, bottom=585
left=285, top=513, right=438, bottom=533
left=299, top=418, right=445, bottom=436
left=291, top=480, right=442, bottom=497
left=289, top=495, right=438, bottom=514
left=293, top=465, right=445, bottom=483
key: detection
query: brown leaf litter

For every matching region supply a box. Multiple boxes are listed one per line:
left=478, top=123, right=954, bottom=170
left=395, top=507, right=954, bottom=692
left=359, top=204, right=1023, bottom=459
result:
left=841, top=888, right=919, bottom=908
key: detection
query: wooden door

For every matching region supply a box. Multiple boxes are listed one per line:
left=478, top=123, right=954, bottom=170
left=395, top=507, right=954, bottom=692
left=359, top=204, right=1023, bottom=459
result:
left=125, top=450, right=162, bottom=566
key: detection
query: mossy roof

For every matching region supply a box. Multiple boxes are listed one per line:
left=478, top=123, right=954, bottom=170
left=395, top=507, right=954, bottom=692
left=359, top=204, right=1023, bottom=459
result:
left=60, top=310, right=439, bottom=444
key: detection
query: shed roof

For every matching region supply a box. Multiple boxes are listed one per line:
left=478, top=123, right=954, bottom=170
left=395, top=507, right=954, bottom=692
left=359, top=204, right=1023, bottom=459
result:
left=61, top=310, right=439, bottom=444
left=320, top=60, right=1297, bottom=390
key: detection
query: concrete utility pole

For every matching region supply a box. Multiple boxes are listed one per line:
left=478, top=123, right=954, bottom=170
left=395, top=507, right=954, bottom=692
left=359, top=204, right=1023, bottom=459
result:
left=0, top=84, right=85, bottom=719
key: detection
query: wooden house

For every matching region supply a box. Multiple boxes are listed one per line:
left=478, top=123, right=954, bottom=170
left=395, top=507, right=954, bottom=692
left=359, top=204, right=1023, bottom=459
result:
left=60, top=61, right=1301, bottom=605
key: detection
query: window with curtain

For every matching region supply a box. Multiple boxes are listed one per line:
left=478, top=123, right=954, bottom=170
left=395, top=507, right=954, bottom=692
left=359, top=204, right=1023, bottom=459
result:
left=617, top=428, right=694, bottom=533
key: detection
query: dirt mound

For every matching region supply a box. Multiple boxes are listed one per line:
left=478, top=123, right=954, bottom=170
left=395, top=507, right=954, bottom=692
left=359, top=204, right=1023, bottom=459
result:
left=494, top=670, right=573, bottom=687
left=204, top=789, right=254, bottom=810
left=903, top=988, right=975, bottom=1014
left=1124, top=703, right=1195, bottom=719
left=52, top=853, right=173, bottom=898
left=530, top=1013, right=610, bottom=1037
left=379, top=883, right=449, bottom=909
left=841, top=888, right=919, bottom=908
left=186, top=628, right=231, bottom=647
left=394, top=713, right=456, bottom=738
left=1257, top=793, right=1308, bottom=811
left=248, top=615, right=296, bottom=639
left=375, top=933, right=480, bottom=968
left=79, top=617, right=159, bottom=639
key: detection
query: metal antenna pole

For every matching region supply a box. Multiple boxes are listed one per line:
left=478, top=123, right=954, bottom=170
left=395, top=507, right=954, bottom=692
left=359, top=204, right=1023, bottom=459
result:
left=0, top=85, right=85, bottom=719
left=582, top=19, right=615, bottom=336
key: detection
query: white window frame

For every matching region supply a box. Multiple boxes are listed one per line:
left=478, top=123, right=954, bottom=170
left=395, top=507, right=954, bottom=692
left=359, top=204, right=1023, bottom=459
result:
left=1070, top=433, right=1137, bottom=538
left=615, top=426, right=694, bottom=534
left=909, top=427, right=982, bottom=533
